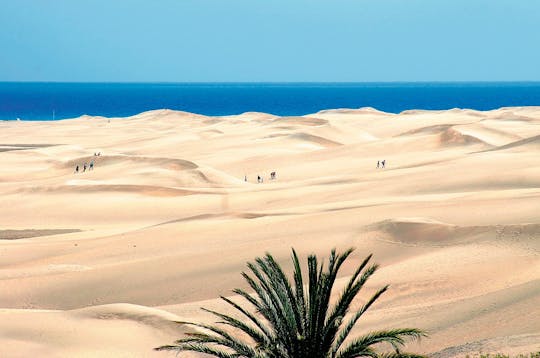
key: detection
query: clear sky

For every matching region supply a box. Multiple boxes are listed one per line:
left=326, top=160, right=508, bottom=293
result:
left=1, top=0, right=539, bottom=82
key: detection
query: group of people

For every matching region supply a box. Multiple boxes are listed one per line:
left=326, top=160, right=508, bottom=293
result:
left=74, top=152, right=101, bottom=173
left=75, top=161, right=94, bottom=173
left=245, top=171, right=277, bottom=183
left=376, top=160, right=386, bottom=169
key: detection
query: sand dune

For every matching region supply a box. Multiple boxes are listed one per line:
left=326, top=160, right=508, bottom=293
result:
left=362, top=217, right=487, bottom=246
left=270, top=116, right=329, bottom=126
left=486, top=134, right=540, bottom=152
left=1, top=107, right=539, bottom=357
left=363, top=218, right=540, bottom=250
left=316, top=107, right=389, bottom=116
left=0, top=229, right=82, bottom=240
left=60, top=155, right=199, bottom=170
left=0, top=304, right=188, bottom=358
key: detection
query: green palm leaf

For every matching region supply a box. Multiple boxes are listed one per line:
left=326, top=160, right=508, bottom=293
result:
left=156, top=248, right=428, bottom=358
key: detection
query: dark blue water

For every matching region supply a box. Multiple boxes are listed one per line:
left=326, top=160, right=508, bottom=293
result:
left=1, top=82, right=540, bottom=120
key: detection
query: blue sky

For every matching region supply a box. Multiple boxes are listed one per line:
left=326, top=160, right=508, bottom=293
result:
left=1, top=0, right=539, bottom=82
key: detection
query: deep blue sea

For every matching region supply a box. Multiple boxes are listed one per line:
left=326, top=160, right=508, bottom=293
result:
left=1, top=82, right=540, bottom=120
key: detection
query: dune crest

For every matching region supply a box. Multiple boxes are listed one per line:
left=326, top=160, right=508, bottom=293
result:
left=362, top=218, right=480, bottom=245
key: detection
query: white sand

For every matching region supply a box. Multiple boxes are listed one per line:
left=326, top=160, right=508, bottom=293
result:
left=0, top=107, right=539, bottom=357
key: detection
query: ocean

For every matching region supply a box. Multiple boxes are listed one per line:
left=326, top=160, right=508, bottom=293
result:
left=1, top=82, right=540, bottom=120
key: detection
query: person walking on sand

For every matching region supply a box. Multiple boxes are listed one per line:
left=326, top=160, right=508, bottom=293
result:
left=75, top=165, right=79, bottom=173
left=377, top=160, right=380, bottom=169
left=244, top=175, right=247, bottom=182
left=89, top=161, right=94, bottom=170
left=83, top=163, right=87, bottom=172
left=381, top=160, right=386, bottom=169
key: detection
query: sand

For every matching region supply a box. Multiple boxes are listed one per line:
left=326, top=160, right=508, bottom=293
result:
left=0, top=107, right=539, bottom=357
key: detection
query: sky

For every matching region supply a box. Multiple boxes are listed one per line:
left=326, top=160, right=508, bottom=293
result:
left=1, top=0, right=539, bottom=82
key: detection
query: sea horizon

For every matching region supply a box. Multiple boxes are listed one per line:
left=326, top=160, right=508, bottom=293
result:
left=3, top=80, right=540, bottom=83
left=2, top=81, right=540, bottom=120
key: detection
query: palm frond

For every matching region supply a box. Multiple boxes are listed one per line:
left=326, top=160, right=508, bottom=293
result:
left=219, top=295, right=275, bottom=345
left=265, top=253, right=304, bottom=335
left=336, top=329, right=426, bottom=358
left=323, top=253, right=375, bottom=351
left=331, top=285, right=389, bottom=356
left=157, top=342, right=240, bottom=358
left=246, top=260, right=295, bottom=353
left=171, top=320, right=260, bottom=357
left=240, top=269, right=289, bottom=342
left=200, top=307, right=269, bottom=348
left=291, top=249, right=306, bottom=330
left=254, top=256, right=298, bottom=339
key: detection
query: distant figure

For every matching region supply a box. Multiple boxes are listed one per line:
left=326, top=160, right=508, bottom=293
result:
left=257, top=175, right=262, bottom=183
left=89, top=161, right=94, bottom=170
left=83, top=163, right=87, bottom=172
left=75, top=165, right=79, bottom=173
left=377, top=161, right=380, bottom=169
left=98, top=152, right=101, bottom=156
left=381, top=160, right=386, bottom=169
left=244, top=175, right=247, bottom=182
left=270, top=171, right=276, bottom=180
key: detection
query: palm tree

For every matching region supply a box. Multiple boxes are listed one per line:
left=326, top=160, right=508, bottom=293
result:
left=156, top=248, right=427, bottom=357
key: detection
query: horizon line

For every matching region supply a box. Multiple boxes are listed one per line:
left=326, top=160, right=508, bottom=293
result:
left=2, top=80, right=540, bottom=85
